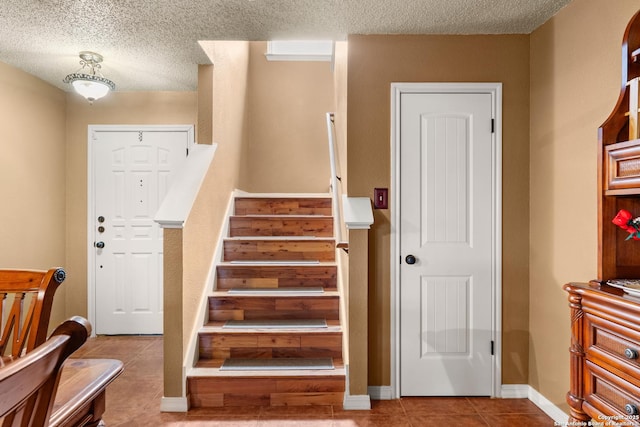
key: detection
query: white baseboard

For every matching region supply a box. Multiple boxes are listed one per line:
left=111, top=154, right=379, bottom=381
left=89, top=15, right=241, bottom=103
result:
left=527, top=386, right=570, bottom=424
left=160, top=396, right=189, bottom=412
left=343, top=394, right=372, bottom=410
left=343, top=364, right=372, bottom=409
left=368, top=386, right=394, bottom=400
left=368, top=384, right=568, bottom=423
left=500, top=384, right=530, bottom=398
left=501, top=384, right=569, bottom=424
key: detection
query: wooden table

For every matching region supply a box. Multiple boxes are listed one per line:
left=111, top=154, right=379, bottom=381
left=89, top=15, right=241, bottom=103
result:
left=49, top=359, right=124, bottom=427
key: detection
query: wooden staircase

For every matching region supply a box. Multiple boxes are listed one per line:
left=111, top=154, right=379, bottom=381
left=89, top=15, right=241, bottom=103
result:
left=187, top=195, right=345, bottom=407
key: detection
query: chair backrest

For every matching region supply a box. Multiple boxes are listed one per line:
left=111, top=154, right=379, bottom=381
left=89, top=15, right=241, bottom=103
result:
left=0, top=268, right=66, bottom=358
left=0, top=316, right=90, bottom=427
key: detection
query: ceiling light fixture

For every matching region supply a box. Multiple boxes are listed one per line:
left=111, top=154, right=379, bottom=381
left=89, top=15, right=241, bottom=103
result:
left=63, top=51, right=115, bottom=103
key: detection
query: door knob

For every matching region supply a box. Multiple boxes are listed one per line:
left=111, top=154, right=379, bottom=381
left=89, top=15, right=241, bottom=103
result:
left=95, top=241, right=105, bottom=249
left=405, top=255, right=417, bottom=265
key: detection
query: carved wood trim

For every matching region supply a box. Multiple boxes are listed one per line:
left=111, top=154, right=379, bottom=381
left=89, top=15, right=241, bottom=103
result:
left=564, top=283, right=591, bottom=423
left=605, top=140, right=640, bottom=194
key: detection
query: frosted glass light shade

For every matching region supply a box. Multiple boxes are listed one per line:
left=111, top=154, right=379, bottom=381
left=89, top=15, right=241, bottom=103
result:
left=67, top=74, right=114, bottom=102
left=72, top=79, right=110, bottom=101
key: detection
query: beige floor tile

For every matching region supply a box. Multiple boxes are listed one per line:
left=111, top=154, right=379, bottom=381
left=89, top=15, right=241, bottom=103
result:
left=71, top=336, right=556, bottom=426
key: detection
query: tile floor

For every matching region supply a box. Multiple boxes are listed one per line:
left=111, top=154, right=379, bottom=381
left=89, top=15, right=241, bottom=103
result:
left=71, top=336, right=558, bottom=426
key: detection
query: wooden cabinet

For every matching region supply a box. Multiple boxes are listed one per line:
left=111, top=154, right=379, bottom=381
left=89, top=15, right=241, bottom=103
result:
left=565, top=9, right=640, bottom=426
left=599, top=10, right=640, bottom=280
left=564, top=282, right=640, bottom=425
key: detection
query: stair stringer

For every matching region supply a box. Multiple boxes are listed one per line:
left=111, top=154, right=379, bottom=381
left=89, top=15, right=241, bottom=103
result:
left=165, top=189, right=237, bottom=413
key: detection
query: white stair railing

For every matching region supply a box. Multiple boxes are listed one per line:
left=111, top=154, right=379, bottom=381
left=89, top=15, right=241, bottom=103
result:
left=326, top=112, right=347, bottom=248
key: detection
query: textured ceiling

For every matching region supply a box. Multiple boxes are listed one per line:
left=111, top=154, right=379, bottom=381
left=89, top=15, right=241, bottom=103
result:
left=0, top=0, right=570, bottom=92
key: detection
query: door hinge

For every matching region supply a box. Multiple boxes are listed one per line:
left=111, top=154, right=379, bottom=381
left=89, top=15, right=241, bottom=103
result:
left=490, top=340, right=495, bottom=355
left=491, top=119, right=495, bottom=134
left=186, top=147, right=189, bottom=156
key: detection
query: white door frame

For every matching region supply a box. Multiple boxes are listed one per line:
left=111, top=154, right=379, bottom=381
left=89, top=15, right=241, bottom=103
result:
left=390, top=83, right=502, bottom=398
left=87, top=124, right=194, bottom=335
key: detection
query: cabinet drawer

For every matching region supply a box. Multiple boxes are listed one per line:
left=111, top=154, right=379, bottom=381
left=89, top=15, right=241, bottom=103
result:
left=585, top=361, right=640, bottom=425
left=586, top=314, right=640, bottom=377
left=605, top=139, right=640, bottom=194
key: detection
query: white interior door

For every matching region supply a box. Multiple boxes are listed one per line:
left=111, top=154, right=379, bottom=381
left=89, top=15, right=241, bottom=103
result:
left=399, top=91, right=496, bottom=396
left=90, top=126, right=191, bottom=335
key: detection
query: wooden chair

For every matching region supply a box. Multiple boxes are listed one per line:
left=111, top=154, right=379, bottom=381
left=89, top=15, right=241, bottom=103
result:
left=0, top=268, right=66, bottom=358
left=0, top=316, right=90, bottom=427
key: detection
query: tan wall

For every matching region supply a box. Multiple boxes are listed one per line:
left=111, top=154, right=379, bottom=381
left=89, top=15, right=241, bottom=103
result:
left=64, top=92, right=197, bottom=322
left=153, top=42, right=251, bottom=397
left=242, top=42, right=334, bottom=193
left=185, top=41, right=250, bottom=344
left=347, top=34, right=531, bottom=387
left=529, top=0, right=640, bottom=411
left=0, top=61, right=68, bottom=327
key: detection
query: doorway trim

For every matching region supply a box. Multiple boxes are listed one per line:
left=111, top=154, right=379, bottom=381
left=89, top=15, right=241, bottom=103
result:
left=390, top=82, right=503, bottom=398
left=87, top=124, right=194, bottom=335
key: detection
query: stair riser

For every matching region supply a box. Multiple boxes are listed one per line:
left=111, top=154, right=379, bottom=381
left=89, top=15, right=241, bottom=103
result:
left=199, top=333, right=343, bottom=360
left=223, top=240, right=335, bottom=262
left=207, top=348, right=344, bottom=360
left=209, top=296, right=340, bottom=321
left=188, top=377, right=344, bottom=407
left=229, top=217, right=333, bottom=237
left=234, top=198, right=332, bottom=216
left=216, top=265, right=337, bottom=291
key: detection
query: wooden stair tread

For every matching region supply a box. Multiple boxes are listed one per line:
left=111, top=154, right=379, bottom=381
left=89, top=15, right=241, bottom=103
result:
left=218, top=261, right=336, bottom=267
left=226, top=261, right=324, bottom=265
left=210, top=290, right=339, bottom=298
left=200, top=323, right=342, bottom=334
left=218, top=261, right=337, bottom=266
left=222, top=318, right=327, bottom=328
left=225, top=236, right=335, bottom=241
left=191, top=359, right=345, bottom=377
left=231, top=214, right=333, bottom=218
left=220, top=357, right=334, bottom=371
left=226, top=287, right=324, bottom=295
left=206, top=319, right=341, bottom=328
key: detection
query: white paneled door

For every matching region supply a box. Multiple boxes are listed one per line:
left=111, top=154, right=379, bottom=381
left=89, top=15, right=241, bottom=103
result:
left=399, top=91, right=496, bottom=395
left=90, top=126, right=191, bottom=335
